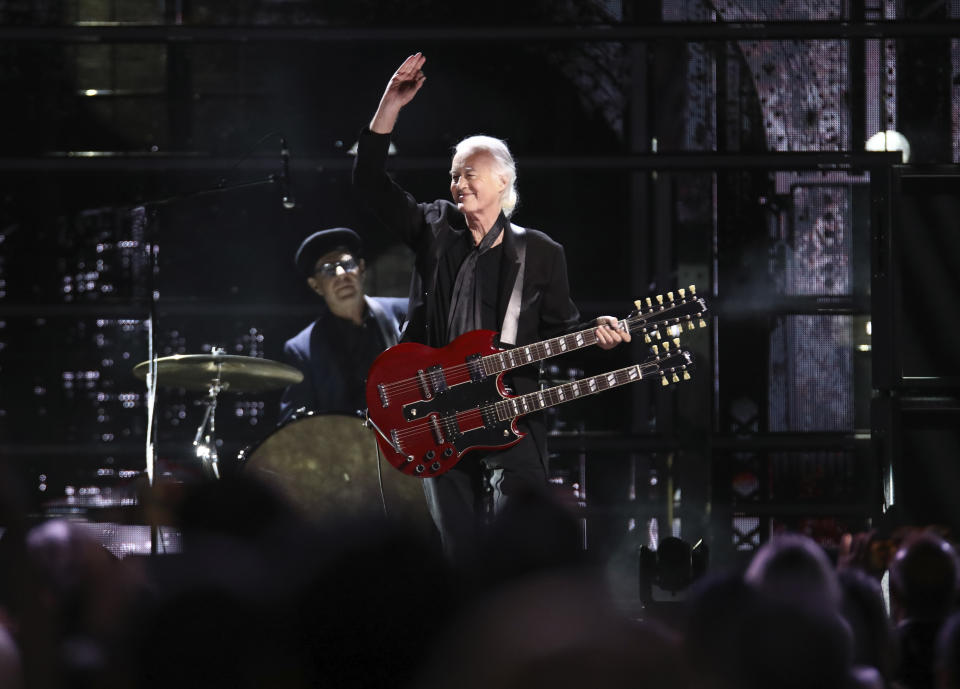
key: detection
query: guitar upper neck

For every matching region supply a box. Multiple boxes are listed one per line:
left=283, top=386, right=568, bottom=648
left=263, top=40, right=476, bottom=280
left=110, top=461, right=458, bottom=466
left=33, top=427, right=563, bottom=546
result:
left=481, top=322, right=616, bottom=376
left=480, top=295, right=705, bottom=376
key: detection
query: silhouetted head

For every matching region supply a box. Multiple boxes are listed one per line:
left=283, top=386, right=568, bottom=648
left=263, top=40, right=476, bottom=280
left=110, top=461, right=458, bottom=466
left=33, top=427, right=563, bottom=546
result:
left=745, top=533, right=842, bottom=611
left=890, top=532, right=959, bottom=622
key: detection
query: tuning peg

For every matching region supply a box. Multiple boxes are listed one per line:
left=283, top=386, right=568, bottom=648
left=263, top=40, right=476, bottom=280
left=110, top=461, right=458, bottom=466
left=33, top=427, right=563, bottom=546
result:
left=654, top=330, right=662, bottom=340
left=645, top=297, right=652, bottom=308
left=661, top=375, right=669, bottom=386
left=672, top=372, right=680, bottom=383
left=687, top=321, right=696, bottom=331
left=634, top=299, right=643, bottom=310
left=667, top=291, right=674, bottom=302
left=678, top=288, right=686, bottom=299
left=663, top=340, right=671, bottom=351
left=643, top=332, right=652, bottom=344
left=651, top=344, right=659, bottom=355
left=689, top=284, right=696, bottom=295
left=656, top=294, right=664, bottom=305
left=673, top=337, right=681, bottom=348
left=682, top=370, right=691, bottom=381
left=699, top=318, right=707, bottom=328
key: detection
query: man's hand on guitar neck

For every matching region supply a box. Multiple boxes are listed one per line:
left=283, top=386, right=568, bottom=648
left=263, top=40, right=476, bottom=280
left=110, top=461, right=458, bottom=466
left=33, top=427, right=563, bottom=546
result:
left=595, top=316, right=631, bottom=350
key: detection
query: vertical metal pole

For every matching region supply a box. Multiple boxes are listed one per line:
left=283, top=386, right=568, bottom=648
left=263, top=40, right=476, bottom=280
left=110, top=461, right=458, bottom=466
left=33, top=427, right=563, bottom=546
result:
left=624, top=0, right=656, bottom=549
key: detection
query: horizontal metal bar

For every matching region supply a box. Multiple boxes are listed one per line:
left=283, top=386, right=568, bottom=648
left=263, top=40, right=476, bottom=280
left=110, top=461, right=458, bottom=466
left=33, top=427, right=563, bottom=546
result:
left=0, top=443, right=145, bottom=456
left=2, top=432, right=871, bottom=459
left=729, top=502, right=876, bottom=516
left=0, top=297, right=869, bottom=318
left=0, top=302, right=320, bottom=317
left=547, top=431, right=870, bottom=452
left=0, top=151, right=903, bottom=173
left=1, top=21, right=960, bottom=43
left=713, top=295, right=872, bottom=317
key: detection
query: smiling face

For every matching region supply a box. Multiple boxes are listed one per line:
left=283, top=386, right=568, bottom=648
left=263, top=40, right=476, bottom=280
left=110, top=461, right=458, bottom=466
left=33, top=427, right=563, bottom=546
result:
left=449, top=150, right=508, bottom=222
left=307, top=248, right=365, bottom=317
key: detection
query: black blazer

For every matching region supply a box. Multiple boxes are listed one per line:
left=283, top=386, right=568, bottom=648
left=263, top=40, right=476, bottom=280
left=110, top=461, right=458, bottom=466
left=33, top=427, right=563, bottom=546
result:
left=353, top=127, right=583, bottom=352
left=353, top=128, right=587, bottom=458
left=278, top=295, right=407, bottom=423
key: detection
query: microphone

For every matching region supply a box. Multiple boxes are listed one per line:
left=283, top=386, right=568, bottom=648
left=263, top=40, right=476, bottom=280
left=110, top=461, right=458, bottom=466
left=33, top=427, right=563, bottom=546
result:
left=280, top=137, right=296, bottom=209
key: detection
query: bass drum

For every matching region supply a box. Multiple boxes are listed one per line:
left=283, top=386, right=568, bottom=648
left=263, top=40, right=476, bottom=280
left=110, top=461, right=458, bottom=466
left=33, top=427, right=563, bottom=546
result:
left=239, top=413, right=433, bottom=534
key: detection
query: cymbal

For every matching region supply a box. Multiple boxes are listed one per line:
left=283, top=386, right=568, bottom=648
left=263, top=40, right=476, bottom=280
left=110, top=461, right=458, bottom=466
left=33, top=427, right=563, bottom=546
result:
left=132, top=354, right=303, bottom=393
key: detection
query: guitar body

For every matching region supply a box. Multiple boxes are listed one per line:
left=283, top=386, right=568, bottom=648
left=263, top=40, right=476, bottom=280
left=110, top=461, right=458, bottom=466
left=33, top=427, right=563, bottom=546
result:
left=365, top=287, right=706, bottom=478
left=365, top=330, right=524, bottom=477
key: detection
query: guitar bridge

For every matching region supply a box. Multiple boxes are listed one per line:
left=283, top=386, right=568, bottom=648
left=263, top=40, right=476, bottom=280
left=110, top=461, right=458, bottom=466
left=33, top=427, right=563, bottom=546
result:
left=416, top=369, right=433, bottom=400
left=428, top=415, right=445, bottom=445
left=390, top=429, right=404, bottom=455
left=377, top=383, right=389, bottom=408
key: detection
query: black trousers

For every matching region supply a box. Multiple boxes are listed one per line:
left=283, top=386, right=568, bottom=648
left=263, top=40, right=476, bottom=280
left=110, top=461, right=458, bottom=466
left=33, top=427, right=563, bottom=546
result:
left=422, top=432, right=547, bottom=566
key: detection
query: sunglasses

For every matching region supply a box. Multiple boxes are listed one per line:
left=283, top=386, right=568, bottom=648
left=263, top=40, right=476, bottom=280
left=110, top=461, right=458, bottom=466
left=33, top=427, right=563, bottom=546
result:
left=315, top=256, right=359, bottom=278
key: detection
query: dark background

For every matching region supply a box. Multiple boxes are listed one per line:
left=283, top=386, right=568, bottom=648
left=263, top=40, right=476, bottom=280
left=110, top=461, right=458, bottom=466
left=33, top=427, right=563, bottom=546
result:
left=1, top=0, right=959, bottom=591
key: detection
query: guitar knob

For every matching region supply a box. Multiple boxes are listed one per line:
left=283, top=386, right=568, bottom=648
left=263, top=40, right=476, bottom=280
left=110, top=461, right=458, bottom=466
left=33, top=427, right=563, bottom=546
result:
left=431, top=462, right=441, bottom=472
left=414, top=465, right=425, bottom=474
left=442, top=447, right=453, bottom=457
left=425, top=450, right=436, bottom=460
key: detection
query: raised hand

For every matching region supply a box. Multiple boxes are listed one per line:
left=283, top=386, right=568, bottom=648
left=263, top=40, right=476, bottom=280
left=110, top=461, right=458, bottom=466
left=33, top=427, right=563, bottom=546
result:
left=370, top=53, right=427, bottom=134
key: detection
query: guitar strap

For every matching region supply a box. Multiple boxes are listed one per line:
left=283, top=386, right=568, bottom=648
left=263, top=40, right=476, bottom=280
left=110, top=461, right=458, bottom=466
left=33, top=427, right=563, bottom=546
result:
left=499, top=223, right=526, bottom=346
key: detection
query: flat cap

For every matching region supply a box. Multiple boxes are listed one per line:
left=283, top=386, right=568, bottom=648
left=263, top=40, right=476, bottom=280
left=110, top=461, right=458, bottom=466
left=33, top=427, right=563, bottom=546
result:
left=294, top=227, right=362, bottom=277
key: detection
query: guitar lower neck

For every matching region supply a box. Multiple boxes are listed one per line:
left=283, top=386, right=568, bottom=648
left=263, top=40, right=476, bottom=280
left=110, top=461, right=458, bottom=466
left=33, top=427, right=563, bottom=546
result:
left=493, top=362, right=650, bottom=420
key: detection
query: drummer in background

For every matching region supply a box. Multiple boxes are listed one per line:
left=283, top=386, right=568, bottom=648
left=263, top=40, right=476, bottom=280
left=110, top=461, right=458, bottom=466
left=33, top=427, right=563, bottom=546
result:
left=278, top=227, right=407, bottom=422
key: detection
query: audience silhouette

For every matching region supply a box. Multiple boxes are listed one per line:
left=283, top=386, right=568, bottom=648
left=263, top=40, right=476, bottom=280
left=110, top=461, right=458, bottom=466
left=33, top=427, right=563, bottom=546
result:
left=2, top=468, right=959, bottom=689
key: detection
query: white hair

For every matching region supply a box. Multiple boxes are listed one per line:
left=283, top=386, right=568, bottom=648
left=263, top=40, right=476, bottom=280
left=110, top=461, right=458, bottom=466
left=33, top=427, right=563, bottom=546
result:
left=452, top=135, right=519, bottom=218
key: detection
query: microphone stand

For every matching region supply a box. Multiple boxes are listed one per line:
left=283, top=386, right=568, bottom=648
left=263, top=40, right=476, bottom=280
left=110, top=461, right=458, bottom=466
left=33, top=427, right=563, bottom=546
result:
left=137, top=168, right=287, bottom=555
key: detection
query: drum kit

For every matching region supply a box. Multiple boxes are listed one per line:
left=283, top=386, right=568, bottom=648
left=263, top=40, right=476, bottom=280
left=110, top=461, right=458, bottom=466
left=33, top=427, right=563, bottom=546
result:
left=131, top=350, right=432, bottom=531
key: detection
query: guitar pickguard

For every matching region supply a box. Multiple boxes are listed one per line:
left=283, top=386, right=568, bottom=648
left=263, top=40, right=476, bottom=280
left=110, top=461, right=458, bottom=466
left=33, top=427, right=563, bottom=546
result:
left=402, top=375, right=499, bottom=423
left=401, top=374, right=522, bottom=459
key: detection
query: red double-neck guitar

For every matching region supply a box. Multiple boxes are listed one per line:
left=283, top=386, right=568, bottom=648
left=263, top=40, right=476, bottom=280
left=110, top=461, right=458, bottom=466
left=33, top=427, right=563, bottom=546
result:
left=365, top=287, right=707, bottom=477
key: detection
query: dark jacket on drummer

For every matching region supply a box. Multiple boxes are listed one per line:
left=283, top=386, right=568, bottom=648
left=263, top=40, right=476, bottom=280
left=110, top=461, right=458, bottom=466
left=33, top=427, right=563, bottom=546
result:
left=278, top=227, right=406, bottom=423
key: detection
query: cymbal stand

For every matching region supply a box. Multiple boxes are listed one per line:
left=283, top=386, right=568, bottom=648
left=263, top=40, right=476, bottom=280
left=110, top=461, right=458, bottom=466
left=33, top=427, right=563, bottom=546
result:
left=192, top=348, right=226, bottom=479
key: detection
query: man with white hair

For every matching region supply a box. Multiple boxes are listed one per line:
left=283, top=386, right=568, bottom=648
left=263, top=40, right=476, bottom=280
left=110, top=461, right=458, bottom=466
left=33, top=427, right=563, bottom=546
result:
left=353, top=53, right=629, bottom=564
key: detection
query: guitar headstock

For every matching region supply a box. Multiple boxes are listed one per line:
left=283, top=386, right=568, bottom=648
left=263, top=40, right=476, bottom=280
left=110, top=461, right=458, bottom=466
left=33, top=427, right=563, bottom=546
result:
left=628, top=284, right=709, bottom=345
left=641, top=348, right=695, bottom=387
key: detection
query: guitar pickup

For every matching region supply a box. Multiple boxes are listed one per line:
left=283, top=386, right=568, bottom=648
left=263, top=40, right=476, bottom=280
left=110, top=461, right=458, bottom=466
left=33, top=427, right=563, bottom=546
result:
left=466, top=353, right=486, bottom=383
left=439, top=413, right=461, bottom=441
left=427, top=365, right=448, bottom=394
left=416, top=366, right=448, bottom=400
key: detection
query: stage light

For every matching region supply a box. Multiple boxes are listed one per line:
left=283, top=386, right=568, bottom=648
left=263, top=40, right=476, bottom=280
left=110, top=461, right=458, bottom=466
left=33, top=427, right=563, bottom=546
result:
left=639, top=536, right=709, bottom=603
left=866, top=130, right=911, bottom=164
